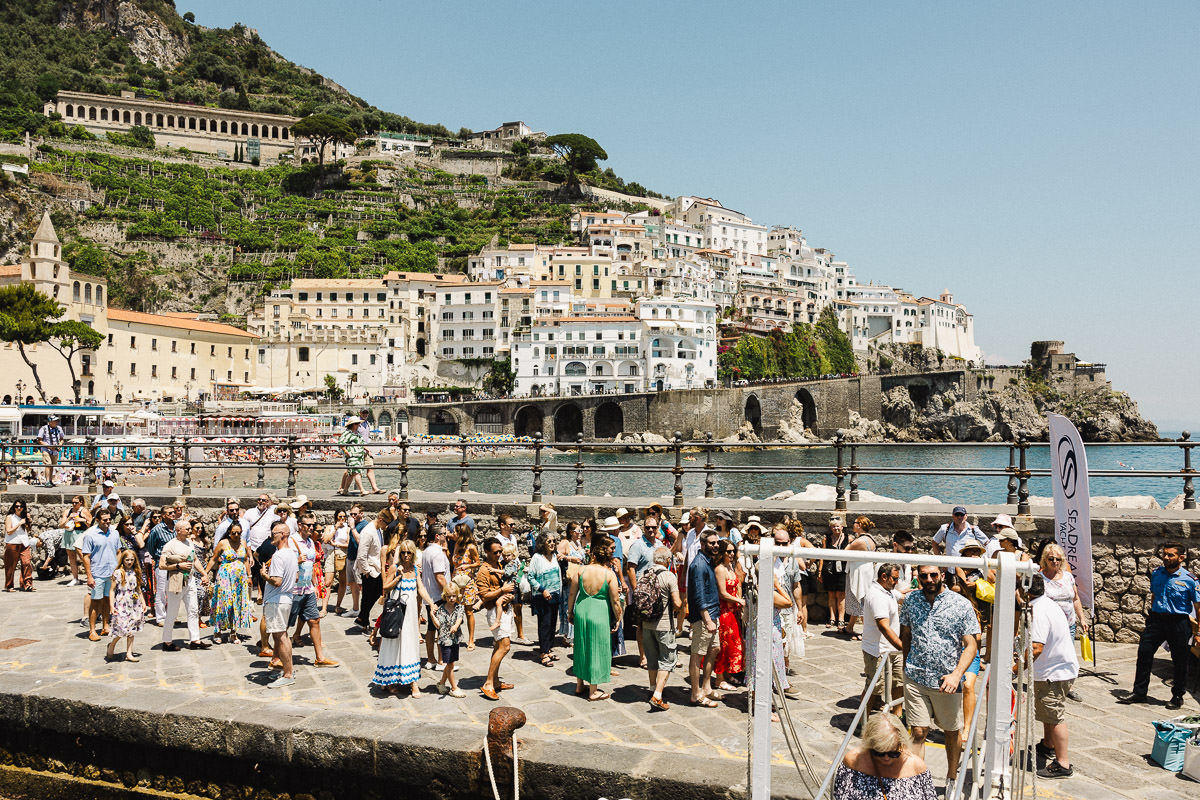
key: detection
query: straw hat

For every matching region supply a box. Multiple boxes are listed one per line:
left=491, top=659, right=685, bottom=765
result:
left=600, top=516, right=621, bottom=532
left=345, top=415, right=364, bottom=427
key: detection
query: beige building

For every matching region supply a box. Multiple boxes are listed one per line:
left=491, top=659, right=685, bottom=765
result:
left=45, top=90, right=299, bottom=161
left=104, top=310, right=258, bottom=402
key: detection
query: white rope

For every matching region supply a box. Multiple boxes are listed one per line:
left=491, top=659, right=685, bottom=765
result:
left=483, top=732, right=520, bottom=800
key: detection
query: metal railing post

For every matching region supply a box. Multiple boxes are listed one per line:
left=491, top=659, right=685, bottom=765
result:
left=704, top=432, right=715, bottom=499
left=286, top=435, right=297, bottom=499
left=834, top=434, right=847, bottom=511
left=531, top=432, right=543, bottom=503
left=672, top=431, right=684, bottom=508
left=167, top=435, right=177, bottom=488
left=0, top=436, right=8, bottom=492
left=398, top=434, right=409, bottom=500
left=459, top=434, right=470, bottom=494
left=1006, top=442, right=1019, bottom=506
left=574, top=432, right=584, bottom=496
left=849, top=444, right=860, bottom=502
left=1017, top=437, right=1030, bottom=515
left=181, top=439, right=192, bottom=496
left=256, top=438, right=266, bottom=489
left=85, top=436, right=98, bottom=495
left=1178, top=431, right=1195, bottom=510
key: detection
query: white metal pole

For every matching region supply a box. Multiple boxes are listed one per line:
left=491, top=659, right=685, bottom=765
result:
left=751, top=540, right=776, bottom=800
left=983, top=550, right=1017, bottom=791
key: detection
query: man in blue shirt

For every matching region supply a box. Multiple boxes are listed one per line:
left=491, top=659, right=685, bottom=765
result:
left=686, top=530, right=722, bottom=707
left=1120, top=543, right=1200, bottom=710
left=36, top=415, right=63, bottom=487
left=78, top=508, right=121, bottom=642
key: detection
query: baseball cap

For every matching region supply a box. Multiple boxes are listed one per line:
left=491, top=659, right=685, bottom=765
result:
left=952, top=506, right=967, bottom=515
left=103, top=480, right=115, bottom=488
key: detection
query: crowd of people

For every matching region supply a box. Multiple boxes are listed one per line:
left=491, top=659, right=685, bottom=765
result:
left=4, top=490, right=1198, bottom=798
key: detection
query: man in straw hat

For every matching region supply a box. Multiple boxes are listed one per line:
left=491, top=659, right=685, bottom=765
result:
left=337, top=416, right=368, bottom=496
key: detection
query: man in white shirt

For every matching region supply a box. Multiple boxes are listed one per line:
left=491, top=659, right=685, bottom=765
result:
left=421, top=524, right=451, bottom=669
left=241, top=494, right=278, bottom=550
left=862, top=563, right=904, bottom=714
left=1028, top=575, right=1079, bottom=779
left=263, top=523, right=298, bottom=688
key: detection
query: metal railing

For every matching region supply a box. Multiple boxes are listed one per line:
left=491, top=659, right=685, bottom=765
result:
left=0, top=431, right=1194, bottom=510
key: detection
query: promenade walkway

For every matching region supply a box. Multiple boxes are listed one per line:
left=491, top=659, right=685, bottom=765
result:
left=0, top=580, right=1194, bottom=798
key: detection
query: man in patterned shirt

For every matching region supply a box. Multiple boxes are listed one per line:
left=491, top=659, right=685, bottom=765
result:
left=900, top=564, right=980, bottom=784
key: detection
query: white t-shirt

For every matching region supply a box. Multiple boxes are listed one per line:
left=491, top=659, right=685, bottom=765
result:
left=1040, top=570, right=1077, bottom=626
left=241, top=505, right=278, bottom=550
left=265, top=547, right=298, bottom=606
left=862, top=581, right=900, bottom=657
left=5, top=515, right=30, bottom=547
left=1030, top=595, right=1078, bottom=682
left=421, top=543, right=450, bottom=603
left=332, top=524, right=351, bottom=548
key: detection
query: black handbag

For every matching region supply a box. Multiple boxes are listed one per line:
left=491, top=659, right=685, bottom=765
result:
left=379, top=586, right=407, bottom=638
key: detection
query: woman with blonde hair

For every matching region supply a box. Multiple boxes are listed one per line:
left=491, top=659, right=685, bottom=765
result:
left=537, top=503, right=558, bottom=536
left=834, top=712, right=936, bottom=799
left=1039, top=543, right=1087, bottom=640
left=372, top=537, right=434, bottom=697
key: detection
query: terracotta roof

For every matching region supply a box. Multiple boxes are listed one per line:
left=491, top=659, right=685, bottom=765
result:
left=292, top=279, right=385, bottom=289
left=0, top=265, right=22, bottom=278
left=106, top=308, right=257, bottom=338
left=507, top=244, right=537, bottom=250
left=383, top=271, right=469, bottom=283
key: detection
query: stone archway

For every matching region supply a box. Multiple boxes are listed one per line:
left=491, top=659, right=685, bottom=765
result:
left=745, top=395, right=763, bottom=437
left=514, top=406, right=544, bottom=438
left=429, top=410, right=458, bottom=436
left=474, top=406, right=503, bottom=433
left=553, top=403, right=584, bottom=442
left=794, top=388, right=817, bottom=431
left=594, top=402, right=624, bottom=439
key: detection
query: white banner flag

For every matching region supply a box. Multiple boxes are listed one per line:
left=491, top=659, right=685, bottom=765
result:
left=1048, top=413, right=1093, bottom=607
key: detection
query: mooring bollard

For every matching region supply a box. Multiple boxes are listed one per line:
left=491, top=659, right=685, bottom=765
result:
left=484, top=706, right=527, bottom=799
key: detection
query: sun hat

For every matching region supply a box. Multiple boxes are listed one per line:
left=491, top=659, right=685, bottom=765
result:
left=600, top=516, right=621, bottom=532
left=744, top=515, right=765, bottom=532
left=615, top=507, right=631, bottom=519
left=345, top=415, right=364, bottom=427
left=991, top=513, right=1014, bottom=528
left=996, top=528, right=1022, bottom=543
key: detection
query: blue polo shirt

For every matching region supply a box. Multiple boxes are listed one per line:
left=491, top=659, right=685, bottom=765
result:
left=1150, top=567, right=1200, bottom=615
left=78, top=525, right=121, bottom=579
left=626, top=534, right=658, bottom=579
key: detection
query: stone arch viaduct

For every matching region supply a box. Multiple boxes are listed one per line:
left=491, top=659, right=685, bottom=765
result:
left=398, top=370, right=978, bottom=442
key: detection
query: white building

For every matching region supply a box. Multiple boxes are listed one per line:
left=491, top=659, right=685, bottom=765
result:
left=638, top=297, right=718, bottom=391
left=512, top=314, right=643, bottom=396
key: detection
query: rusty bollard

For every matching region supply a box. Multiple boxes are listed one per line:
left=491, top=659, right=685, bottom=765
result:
left=485, top=706, right=527, bottom=797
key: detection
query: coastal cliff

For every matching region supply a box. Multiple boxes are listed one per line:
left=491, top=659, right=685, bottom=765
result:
left=837, top=380, right=1158, bottom=443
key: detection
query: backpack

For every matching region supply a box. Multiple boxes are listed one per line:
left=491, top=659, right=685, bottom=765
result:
left=633, top=565, right=666, bottom=622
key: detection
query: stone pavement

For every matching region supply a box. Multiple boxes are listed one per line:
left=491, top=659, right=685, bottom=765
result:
left=0, top=579, right=1196, bottom=799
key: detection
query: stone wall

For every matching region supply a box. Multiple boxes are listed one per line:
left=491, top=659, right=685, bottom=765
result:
left=8, top=489, right=1196, bottom=642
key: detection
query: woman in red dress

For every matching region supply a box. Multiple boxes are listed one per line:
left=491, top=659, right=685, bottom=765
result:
left=713, top=540, right=745, bottom=692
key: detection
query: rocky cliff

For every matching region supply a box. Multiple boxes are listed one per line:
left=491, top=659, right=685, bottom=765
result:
left=839, top=380, right=1159, bottom=443
left=58, top=0, right=189, bottom=70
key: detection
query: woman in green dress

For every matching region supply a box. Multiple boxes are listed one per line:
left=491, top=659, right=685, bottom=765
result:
left=568, top=534, right=623, bottom=701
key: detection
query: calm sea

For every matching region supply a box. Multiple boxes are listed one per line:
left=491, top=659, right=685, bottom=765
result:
left=337, top=438, right=1194, bottom=505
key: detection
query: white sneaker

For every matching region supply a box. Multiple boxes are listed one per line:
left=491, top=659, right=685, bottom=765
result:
left=66, top=579, right=78, bottom=587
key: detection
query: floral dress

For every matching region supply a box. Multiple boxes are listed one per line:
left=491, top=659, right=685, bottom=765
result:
left=110, top=570, right=145, bottom=638
left=452, top=547, right=480, bottom=608
left=212, top=543, right=252, bottom=632
left=715, top=575, right=744, bottom=674
left=313, top=538, right=327, bottom=602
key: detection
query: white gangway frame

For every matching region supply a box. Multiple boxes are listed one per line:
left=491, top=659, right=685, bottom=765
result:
left=741, top=544, right=1038, bottom=800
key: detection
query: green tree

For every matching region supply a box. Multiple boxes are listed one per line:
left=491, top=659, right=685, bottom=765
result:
left=0, top=284, right=101, bottom=403
left=128, top=124, right=154, bottom=148
left=816, top=306, right=857, bottom=374
left=323, top=373, right=343, bottom=402
left=543, top=133, right=607, bottom=196
left=292, top=113, right=356, bottom=173
left=483, top=359, right=514, bottom=395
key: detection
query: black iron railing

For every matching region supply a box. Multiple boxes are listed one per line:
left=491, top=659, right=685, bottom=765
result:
left=0, top=432, right=1194, bottom=512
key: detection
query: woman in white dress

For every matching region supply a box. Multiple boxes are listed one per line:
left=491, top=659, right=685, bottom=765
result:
left=372, top=537, right=434, bottom=697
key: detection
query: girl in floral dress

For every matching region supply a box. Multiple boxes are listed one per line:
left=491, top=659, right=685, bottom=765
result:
left=206, top=523, right=252, bottom=643
left=451, top=522, right=481, bottom=649
left=107, top=549, right=144, bottom=662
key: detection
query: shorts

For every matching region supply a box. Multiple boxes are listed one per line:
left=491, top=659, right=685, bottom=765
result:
left=904, top=680, right=963, bottom=732
left=264, top=601, right=291, bottom=634
left=440, top=643, right=460, bottom=664
left=287, top=593, right=320, bottom=625
left=346, top=558, right=361, bottom=585
left=690, top=623, right=720, bottom=656
left=642, top=628, right=677, bottom=672
left=363, top=454, right=374, bottom=468
left=41, top=450, right=59, bottom=466
left=486, top=606, right=514, bottom=641
left=797, top=573, right=817, bottom=596
left=966, top=653, right=981, bottom=675
left=1034, top=679, right=1072, bottom=725
left=90, top=577, right=112, bottom=600
left=863, top=651, right=904, bottom=702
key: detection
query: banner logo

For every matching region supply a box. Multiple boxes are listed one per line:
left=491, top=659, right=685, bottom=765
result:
left=1057, top=436, right=1077, bottom=499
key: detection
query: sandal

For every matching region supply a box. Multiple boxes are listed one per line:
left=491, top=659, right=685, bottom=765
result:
left=849, top=634, right=861, bottom=642
left=540, top=655, right=554, bottom=667
left=691, top=697, right=718, bottom=708
left=587, top=691, right=610, bottom=702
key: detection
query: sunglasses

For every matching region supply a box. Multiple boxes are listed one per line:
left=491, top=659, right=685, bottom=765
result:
left=1046, top=557, right=1063, bottom=563
left=871, top=749, right=902, bottom=759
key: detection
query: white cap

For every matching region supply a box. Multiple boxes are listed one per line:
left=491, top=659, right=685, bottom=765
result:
left=103, top=480, right=115, bottom=487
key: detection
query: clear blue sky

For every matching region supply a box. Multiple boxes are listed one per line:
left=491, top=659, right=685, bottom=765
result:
left=183, top=1, right=1199, bottom=431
